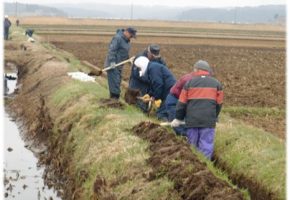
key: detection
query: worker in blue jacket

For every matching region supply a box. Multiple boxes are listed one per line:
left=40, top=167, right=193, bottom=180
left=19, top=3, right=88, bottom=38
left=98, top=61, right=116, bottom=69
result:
left=104, top=27, right=137, bottom=99
left=4, top=15, right=11, bottom=40
left=128, top=44, right=166, bottom=111
left=134, top=56, right=176, bottom=120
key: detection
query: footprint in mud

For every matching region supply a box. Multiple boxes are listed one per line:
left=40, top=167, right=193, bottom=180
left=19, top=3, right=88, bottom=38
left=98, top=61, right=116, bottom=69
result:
left=98, top=98, right=125, bottom=109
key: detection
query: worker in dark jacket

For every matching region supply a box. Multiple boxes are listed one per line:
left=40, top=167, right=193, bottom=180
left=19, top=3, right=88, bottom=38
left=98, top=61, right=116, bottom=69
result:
left=129, top=44, right=166, bottom=111
left=104, top=27, right=137, bottom=99
left=171, top=60, right=223, bottom=159
left=4, top=15, right=11, bottom=40
left=25, top=29, right=34, bottom=37
left=134, top=56, right=176, bottom=120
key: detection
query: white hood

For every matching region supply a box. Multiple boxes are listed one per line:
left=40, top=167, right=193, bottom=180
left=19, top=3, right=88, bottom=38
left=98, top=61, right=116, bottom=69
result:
left=134, top=56, right=149, bottom=77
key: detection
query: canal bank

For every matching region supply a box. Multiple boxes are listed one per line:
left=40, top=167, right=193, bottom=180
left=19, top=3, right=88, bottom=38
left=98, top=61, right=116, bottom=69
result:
left=4, top=72, right=61, bottom=199
left=4, top=29, right=249, bottom=199
left=4, top=26, right=285, bottom=200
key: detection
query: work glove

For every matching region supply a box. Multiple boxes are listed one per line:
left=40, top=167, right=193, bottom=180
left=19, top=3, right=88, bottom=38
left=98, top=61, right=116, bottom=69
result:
left=142, top=94, right=151, bottom=102
left=171, top=119, right=184, bottom=127
left=154, top=99, right=162, bottom=108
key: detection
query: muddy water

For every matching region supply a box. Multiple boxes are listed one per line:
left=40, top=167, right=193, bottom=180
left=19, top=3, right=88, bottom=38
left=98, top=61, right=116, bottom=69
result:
left=4, top=73, right=61, bottom=200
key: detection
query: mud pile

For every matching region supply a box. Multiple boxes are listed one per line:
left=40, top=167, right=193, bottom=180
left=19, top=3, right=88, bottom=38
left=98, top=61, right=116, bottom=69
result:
left=132, top=122, right=244, bottom=200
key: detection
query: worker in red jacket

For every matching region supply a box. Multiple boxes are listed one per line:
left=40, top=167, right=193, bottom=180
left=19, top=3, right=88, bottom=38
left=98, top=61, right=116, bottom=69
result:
left=165, top=67, right=208, bottom=136
left=171, top=60, right=223, bottom=159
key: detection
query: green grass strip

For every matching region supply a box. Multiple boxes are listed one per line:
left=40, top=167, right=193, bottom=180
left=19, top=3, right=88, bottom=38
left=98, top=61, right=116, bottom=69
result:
left=215, top=114, right=285, bottom=199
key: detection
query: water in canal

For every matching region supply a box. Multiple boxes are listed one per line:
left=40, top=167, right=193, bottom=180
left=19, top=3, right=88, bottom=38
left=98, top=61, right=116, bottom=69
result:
left=4, top=73, right=61, bottom=200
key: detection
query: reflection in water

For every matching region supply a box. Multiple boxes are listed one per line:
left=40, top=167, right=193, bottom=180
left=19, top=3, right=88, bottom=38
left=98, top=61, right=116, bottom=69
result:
left=4, top=73, right=61, bottom=200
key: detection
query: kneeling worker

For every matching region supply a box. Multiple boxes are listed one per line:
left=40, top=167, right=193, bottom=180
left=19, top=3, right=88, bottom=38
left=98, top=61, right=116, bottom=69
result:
left=134, top=56, right=176, bottom=120
left=128, top=44, right=166, bottom=112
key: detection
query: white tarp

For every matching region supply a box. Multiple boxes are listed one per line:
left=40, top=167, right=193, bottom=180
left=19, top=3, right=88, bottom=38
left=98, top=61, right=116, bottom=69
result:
left=67, top=72, right=95, bottom=82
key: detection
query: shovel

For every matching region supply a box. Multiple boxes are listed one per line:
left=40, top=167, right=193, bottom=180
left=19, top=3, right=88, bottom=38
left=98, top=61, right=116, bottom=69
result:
left=160, top=121, right=186, bottom=126
left=90, top=56, right=135, bottom=76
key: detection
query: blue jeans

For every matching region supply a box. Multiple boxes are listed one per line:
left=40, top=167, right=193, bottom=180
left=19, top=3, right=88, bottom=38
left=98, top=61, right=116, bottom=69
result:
left=165, top=93, right=187, bottom=136
left=187, top=128, right=215, bottom=159
left=136, top=99, right=148, bottom=113
left=156, top=101, right=168, bottom=121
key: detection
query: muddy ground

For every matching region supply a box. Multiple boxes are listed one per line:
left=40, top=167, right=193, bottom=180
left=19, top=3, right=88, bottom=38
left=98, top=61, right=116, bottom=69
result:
left=132, top=122, right=244, bottom=200
left=47, top=36, right=285, bottom=138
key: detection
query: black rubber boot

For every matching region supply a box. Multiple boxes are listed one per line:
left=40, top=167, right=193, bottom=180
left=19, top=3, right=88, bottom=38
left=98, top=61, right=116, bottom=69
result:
left=110, top=93, right=120, bottom=100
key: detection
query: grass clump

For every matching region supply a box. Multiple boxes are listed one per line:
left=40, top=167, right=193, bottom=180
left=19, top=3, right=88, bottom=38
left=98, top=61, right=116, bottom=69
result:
left=215, top=114, right=285, bottom=199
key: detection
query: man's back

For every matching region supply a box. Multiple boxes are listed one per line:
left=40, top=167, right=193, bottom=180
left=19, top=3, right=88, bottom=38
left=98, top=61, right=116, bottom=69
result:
left=177, top=75, right=223, bottom=128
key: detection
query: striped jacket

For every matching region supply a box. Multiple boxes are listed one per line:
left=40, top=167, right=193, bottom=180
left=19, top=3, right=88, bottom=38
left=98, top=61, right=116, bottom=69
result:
left=175, top=71, right=224, bottom=128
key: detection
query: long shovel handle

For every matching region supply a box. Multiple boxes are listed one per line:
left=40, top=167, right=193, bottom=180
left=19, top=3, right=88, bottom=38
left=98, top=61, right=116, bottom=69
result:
left=160, top=121, right=186, bottom=126
left=102, top=56, right=135, bottom=72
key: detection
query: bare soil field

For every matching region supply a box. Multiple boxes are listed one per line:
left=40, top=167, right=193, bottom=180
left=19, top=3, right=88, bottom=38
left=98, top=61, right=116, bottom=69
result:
left=25, top=18, right=285, bottom=138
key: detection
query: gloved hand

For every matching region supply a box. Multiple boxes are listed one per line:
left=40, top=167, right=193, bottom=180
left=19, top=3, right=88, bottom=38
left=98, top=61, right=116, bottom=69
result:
left=171, top=119, right=183, bottom=127
left=154, top=99, right=162, bottom=108
left=142, top=94, right=151, bottom=102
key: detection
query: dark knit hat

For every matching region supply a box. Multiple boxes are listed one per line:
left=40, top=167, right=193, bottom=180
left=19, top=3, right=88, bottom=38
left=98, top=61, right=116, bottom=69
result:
left=193, top=60, right=212, bottom=72
left=148, top=44, right=160, bottom=57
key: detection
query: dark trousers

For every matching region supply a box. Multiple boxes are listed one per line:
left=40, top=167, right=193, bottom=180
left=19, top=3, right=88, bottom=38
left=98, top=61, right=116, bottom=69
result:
left=107, top=67, right=122, bottom=99
left=156, top=101, right=168, bottom=121
left=4, top=28, right=9, bottom=40
left=165, top=93, right=187, bottom=136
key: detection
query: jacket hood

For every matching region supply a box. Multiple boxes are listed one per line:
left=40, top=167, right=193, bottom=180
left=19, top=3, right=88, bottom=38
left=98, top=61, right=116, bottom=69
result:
left=134, top=56, right=150, bottom=77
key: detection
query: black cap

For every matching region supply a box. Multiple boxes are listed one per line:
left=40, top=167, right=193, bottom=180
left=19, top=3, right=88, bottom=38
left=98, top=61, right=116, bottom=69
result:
left=126, top=27, right=137, bottom=38
left=148, top=44, right=160, bottom=57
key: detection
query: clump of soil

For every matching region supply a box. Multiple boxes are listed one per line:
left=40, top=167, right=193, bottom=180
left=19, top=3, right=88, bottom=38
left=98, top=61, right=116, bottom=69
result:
left=98, top=98, right=125, bottom=109
left=132, top=122, right=244, bottom=200
left=124, top=88, right=140, bottom=105
left=92, top=175, right=116, bottom=200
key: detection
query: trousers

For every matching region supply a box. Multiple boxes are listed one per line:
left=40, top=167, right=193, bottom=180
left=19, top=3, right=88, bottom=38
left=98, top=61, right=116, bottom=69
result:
left=187, top=127, right=215, bottom=159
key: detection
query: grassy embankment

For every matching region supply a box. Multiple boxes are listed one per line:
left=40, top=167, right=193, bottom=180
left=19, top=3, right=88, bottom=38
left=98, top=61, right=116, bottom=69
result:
left=215, top=112, right=285, bottom=199
left=8, top=25, right=284, bottom=199
left=40, top=41, right=248, bottom=199
left=47, top=45, right=284, bottom=199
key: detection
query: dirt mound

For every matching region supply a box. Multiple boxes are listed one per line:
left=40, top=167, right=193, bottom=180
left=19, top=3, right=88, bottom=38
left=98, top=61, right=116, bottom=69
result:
left=98, top=98, right=125, bottom=109
left=124, top=88, right=140, bottom=104
left=132, top=122, right=244, bottom=200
